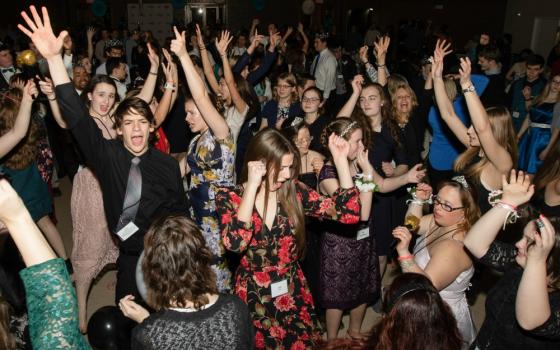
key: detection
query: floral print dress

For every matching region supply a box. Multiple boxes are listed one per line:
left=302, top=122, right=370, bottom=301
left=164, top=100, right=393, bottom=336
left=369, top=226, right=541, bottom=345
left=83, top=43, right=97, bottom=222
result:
left=216, top=182, right=360, bottom=349
left=187, top=129, right=235, bottom=292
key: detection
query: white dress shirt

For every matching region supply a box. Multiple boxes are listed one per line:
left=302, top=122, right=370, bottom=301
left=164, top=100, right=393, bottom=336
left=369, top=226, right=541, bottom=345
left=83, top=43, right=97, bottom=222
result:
left=312, top=48, right=337, bottom=99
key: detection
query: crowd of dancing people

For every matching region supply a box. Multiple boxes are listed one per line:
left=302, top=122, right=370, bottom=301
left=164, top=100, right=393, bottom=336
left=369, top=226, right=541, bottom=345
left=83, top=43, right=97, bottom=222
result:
left=0, top=5, right=559, bottom=349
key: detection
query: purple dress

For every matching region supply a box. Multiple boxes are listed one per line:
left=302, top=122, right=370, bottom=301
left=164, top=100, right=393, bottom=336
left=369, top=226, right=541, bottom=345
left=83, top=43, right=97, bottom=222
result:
left=318, top=165, right=381, bottom=309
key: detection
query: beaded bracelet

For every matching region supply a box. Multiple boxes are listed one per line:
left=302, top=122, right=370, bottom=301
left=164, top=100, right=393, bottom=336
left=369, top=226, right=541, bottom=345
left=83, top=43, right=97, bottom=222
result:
left=398, top=255, right=413, bottom=261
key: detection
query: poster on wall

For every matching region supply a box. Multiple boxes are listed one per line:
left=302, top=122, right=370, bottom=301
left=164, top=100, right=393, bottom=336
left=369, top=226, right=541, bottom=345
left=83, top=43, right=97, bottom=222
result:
left=128, top=3, right=173, bottom=45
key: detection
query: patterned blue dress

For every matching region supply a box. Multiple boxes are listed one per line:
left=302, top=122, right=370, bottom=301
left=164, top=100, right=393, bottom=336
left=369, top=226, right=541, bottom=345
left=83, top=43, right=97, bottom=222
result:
left=518, top=102, right=556, bottom=174
left=187, top=130, right=235, bottom=292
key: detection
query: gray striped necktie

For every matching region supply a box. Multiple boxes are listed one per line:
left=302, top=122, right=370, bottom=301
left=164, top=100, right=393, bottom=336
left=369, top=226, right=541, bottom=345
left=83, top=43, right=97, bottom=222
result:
left=116, top=157, right=142, bottom=232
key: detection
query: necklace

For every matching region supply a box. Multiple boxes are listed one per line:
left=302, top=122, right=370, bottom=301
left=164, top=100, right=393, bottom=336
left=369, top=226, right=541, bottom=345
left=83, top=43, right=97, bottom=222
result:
left=412, top=224, right=460, bottom=256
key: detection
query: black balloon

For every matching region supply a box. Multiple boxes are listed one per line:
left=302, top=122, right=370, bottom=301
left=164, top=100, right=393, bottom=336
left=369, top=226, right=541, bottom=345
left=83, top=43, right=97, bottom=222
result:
left=87, top=306, right=120, bottom=350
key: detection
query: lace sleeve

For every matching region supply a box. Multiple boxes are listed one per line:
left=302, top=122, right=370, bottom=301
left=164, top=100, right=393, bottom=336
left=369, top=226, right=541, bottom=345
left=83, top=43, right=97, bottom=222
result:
left=19, top=259, right=90, bottom=350
left=478, top=241, right=517, bottom=272
left=528, top=292, right=560, bottom=340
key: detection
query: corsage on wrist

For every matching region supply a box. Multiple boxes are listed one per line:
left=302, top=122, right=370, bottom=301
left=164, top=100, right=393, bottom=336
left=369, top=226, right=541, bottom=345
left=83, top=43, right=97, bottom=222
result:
left=406, top=187, right=432, bottom=206
left=355, top=173, right=379, bottom=193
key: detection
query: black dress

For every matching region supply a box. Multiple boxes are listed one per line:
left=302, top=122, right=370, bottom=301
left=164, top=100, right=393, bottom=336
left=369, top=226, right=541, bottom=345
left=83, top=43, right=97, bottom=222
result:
left=368, top=124, right=408, bottom=257
left=472, top=242, right=560, bottom=349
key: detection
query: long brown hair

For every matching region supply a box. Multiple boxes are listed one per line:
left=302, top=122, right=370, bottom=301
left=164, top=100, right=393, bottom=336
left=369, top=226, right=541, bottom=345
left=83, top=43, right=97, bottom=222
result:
left=355, top=83, right=402, bottom=149
left=142, top=215, right=218, bottom=311
left=371, top=273, right=463, bottom=350
left=239, top=128, right=306, bottom=257
left=533, top=74, right=560, bottom=106
left=454, top=106, right=517, bottom=182
left=0, top=88, right=39, bottom=170
left=0, top=294, right=15, bottom=350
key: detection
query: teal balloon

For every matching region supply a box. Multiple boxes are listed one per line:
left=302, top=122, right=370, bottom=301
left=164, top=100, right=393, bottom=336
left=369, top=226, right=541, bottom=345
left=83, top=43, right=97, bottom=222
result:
left=91, top=1, right=107, bottom=17
left=252, top=0, right=265, bottom=12
left=172, top=0, right=187, bottom=9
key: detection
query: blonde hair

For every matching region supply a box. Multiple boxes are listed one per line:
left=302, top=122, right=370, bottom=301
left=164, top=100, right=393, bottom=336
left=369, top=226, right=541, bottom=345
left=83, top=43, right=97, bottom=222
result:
left=533, top=74, right=560, bottom=106
left=443, top=78, right=458, bottom=102
left=390, top=84, right=419, bottom=122
left=272, top=72, right=299, bottom=104
left=454, top=107, right=518, bottom=181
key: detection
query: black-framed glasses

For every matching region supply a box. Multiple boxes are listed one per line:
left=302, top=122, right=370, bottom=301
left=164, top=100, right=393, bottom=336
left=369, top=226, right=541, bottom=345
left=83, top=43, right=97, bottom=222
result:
left=433, top=196, right=464, bottom=212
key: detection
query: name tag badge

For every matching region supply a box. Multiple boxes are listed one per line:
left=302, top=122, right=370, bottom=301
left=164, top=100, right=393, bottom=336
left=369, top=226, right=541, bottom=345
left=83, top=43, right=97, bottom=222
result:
left=512, top=111, right=520, bottom=119
left=116, top=221, right=139, bottom=241
left=270, top=279, right=288, bottom=298
left=356, top=227, right=370, bottom=240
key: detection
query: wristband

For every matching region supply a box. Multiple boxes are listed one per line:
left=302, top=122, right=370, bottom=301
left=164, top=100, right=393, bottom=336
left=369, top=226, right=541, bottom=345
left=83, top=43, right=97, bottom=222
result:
left=149, top=71, right=157, bottom=76
left=398, top=255, right=413, bottom=261
left=377, top=64, right=386, bottom=68
left=48, top=96, right=56, bottom=101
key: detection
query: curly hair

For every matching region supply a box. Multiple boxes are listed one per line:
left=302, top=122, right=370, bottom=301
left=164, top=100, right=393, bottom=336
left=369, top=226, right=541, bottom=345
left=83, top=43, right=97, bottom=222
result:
left=142, top=215, right=218, bottom=311
left=0, top=88, right=39, bottom=170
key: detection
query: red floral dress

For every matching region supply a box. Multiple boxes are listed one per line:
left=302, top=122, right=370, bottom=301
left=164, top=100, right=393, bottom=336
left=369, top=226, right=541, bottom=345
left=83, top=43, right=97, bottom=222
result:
left=216, top=181, right=360, bottom=349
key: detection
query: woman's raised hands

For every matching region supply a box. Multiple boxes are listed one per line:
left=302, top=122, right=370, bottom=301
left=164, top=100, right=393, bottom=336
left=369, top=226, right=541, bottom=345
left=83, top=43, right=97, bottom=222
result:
left=18, top=6, right=68, bottom=60
left=216, top=30, right=233, bottom=57
left=170, top=26, right=188, bottom=59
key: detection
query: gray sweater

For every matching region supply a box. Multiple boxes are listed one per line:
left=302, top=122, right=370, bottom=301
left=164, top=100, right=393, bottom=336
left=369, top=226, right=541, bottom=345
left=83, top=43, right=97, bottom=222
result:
left=131, top=294, right=254, bottom=349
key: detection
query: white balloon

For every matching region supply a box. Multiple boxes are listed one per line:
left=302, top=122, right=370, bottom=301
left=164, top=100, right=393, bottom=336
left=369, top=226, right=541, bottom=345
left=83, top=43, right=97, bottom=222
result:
left=302, top=0, right=315, bottom=15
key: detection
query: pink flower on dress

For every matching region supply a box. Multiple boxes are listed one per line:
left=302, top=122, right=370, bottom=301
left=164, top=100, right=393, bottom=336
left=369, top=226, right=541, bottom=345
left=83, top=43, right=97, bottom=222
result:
left=300, top=286, right=314, bottom=306
left=269, top=326, right=287, bottom=340
left=299, top=306, right=312, bottom=326
left=274, top=294, right=296, bottom=312
left=340, top=212, right=360, bottom=224
left=236, top=281, right=248, bottom=302
left=231, top=193, right=241, bottom=206
left=306, top=189, right=320, bottom=202
left=290, top=340, right=306, bottom=350
left=346, top=196, right=360, bottom=214
left=255, top=331, right=266, bottom=349
left=220, top=211, right=232, bottom=225
left=253, top=271, right=272, bottom=288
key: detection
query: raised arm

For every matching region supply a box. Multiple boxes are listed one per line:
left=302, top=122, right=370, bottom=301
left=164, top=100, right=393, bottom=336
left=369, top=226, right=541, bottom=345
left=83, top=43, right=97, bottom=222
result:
left=0, top=80, right=37, bottom=157
left=216, top=30, right=247, bottom=114
left=249, top=18, right=259, bottom=41
left=337, top=74, right=363, bottom=118
left=374, top=36, right=390, bottom=86
left=86, top=26, right=95, bottom=62
left=432, top=40, right=469, bottom=146
left=18, top=6, right=71, bottom=86
left=279, top=26, right=293, bottom=52
left=152, top=49, right=178, bottom=128
left=458, top=57, right=513, bottom=173
left=171, top=26, right=229, bottom=140
left=196, top=24, right=221, bottom=96
left=38, top=77, right=67, bottom=129
left=297, top=22, right=309, bottom=54
left=516, top=215, right=557, bottom=332
left=464, top=170, right=534, bottom=258
left=136, top=42, right=160, bottom=103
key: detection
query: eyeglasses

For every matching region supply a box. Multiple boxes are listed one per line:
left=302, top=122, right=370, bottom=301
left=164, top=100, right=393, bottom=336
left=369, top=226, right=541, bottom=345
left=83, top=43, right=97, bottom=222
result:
left=433, top=196, right=464, bottom=212
left=295, top=137, right=313, bottom=145
left=277, top=84, right=293, bottom=89
left=302, top=97, right=320, bottom=103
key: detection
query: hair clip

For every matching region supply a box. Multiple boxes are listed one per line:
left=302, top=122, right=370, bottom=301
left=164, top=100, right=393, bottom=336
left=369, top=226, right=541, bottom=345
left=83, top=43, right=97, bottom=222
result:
left=340, top=121, right=357, bottom=137
left=451, top=175, right=469, bottom=190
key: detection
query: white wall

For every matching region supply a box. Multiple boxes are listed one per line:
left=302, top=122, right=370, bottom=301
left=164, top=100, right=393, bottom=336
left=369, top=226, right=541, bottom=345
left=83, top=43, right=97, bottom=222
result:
left=504, top=0, right=560, bottom=54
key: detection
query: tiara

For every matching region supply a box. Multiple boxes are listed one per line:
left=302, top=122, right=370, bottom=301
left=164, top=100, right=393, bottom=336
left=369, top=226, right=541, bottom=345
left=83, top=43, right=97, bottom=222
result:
left=452, top=175, right=469, bottom=189
left=340, top=121, right=357, bottom=137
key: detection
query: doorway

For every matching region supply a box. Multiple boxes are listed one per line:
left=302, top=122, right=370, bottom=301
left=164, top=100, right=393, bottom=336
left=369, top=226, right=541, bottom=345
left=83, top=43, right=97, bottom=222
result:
left=185, top=3, right=225, bottom=28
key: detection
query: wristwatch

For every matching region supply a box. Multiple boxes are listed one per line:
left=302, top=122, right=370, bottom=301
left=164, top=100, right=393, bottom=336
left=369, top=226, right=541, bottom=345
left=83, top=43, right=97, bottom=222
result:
left=164, top=82, right=176, bottom=91
left=462, top=85, right=475, bottom=94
